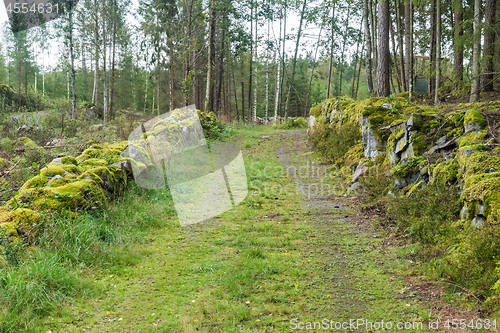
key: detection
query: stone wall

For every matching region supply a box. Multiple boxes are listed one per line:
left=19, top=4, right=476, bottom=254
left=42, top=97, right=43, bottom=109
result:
left=309, top=96, right=500, bottom=227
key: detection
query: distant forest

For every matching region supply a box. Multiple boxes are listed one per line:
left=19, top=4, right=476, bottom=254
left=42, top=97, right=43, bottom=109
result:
left=0, top=0, right=499, bottom=121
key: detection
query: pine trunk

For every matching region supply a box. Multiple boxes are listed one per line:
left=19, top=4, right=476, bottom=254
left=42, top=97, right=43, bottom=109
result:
left=376, top=0, right=390, bottom=97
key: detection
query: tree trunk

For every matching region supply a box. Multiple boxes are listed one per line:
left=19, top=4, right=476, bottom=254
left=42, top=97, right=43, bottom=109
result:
left=17, top=37, right=21, bottom=110
left=429, top=0, right=436, bottom=96
left=453, top=0, right=464, bottom=88
left=248, top=6, right=253, bottom=119
left=364, top=0, right=374, bottom=94
left=215, top=23, right=226, bottom=114
left=274, top=14, right=282, bottom=122
left=305, top=27, right=323, bottom=113
left=81, top=40, right=86, bottom=101
left=205, top=0, right=216, bottom=113
left=338, top=7, right=351, bottom=96
left=327, top=5, right=336, bottom=99
left=284, top=0, right=307, bottom=119
left=470, top=0, right=482, bottom=102
left=232, top=72, right=240, bottom=122
left=395, top=0, right=405, bottom=89
left=355, top=43, right=365, bottom=99
left=169, top=38, right=174, bottom=110
left=390, top=20, right=402, bottom=93
left=265, top=14, right=270, bottom=120
left=370, top=0, right=378, bottom=76
left=484, top=0, right=496, bottom=91
left=144, top=73, right=148, bottom=112
left=376, top=0, right=390, bottom=97
left=253, top=11, right=258, bottom=122
left=434, top=0, right=441, bottom=104
left=102, top=0, right=107, bottom=123
left=351, top=23, right=361, bottom=97
left=109, top=0, right=117, bottom=120
left=68, top=7, right=76, bottom=119
left=93, top=3, right=99, bottom=108
left=280, top=0, right=287, bottom=117
left=404, top=0, right=412, bottom=96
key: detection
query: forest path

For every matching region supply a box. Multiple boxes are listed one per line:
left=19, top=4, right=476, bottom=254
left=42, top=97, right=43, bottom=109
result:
left=46, top=128, right=472, bottom=332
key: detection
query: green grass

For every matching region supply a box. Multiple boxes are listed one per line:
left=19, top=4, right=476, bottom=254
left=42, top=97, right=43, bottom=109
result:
left=0, top=126, right=473, bottom=332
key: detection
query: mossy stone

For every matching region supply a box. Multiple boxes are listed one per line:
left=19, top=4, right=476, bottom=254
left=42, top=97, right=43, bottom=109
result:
left=15, top=137, right=37, bottom=149
left=464, top=109, right=487, bottom=129
left=61, top=156, right=77, bottom=165
left=432, top=159, right=459, bottom=186
left=39, top=164, right=68, bottom=178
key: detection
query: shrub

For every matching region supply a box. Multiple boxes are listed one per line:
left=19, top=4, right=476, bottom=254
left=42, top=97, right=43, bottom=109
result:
left=309, top=122, right=361, bottom=164
left=385, top=184, right=460, bottom=245
left=0, top=137, right=14, bottom=151
left=275, top=117, right=308, bottom=129
left=361, top=165, right=392, bottom=203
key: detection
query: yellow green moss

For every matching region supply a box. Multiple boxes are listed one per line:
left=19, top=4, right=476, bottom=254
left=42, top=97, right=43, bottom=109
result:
left=461, top=175, right=500, bottom=224
left=78, top=158, right=109, bottom=168
left=20, top=175, right=48, bottom=191
left=39, top=164, right=67, bottom=178
left=464, top=109, right=487, bottom=129
left=61, top=156, right=77, bottom=165
left=0, top=208, right=43, bottom=237
left=462, top=152, right=500, bottom=180
left=432, top=159, right=459, bottom=185
left=309, top=104, right=323, bottom=118
left=386, top=127, right=405, bottom=152
left=458, top=130, right=488, bottom=148
left=15, top=137, right=37, bottom=149
left=405, top=180, right=425, bottom=197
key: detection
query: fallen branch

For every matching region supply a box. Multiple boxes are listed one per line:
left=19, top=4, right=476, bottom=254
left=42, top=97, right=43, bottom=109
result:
left=379, top=121, right=404, bottom=131
left=0, top=159, right=22, bottom=181
left=15, top=144, right=77, bottom=153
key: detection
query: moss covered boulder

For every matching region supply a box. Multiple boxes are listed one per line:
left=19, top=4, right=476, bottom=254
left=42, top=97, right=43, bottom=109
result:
left=0, top=141, right=131, bottom=246
left=464, top=109, right=487, bottom=134
left=15, top=137, right=38, bottom=149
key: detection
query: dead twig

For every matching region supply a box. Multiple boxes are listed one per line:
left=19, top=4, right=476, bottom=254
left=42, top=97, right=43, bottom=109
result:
left=0, top=159, right=22, bottom=181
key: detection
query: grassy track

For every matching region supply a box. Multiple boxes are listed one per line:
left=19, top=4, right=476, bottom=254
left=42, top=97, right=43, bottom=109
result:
left=4, top=126, right=476, bottom=332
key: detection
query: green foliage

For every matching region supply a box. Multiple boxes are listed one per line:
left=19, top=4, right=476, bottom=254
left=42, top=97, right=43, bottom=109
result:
left=0, top=137, right=14, bottom=151
left=361, top=165, right=392, bottom=203
left=391, top=156, right=423, bottom=178
left=385, top=184, right=461, bottom=245
left=309, top=122, right=361, bottom=164
left=274, top=117, right=308, bottom=129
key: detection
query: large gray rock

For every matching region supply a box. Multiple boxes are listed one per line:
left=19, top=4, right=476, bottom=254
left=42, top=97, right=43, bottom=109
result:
left=361, top=116, right=382, bottom=160
left=464, top=122, right=482, bottom=134
left=400, top=143, right=414, bottom=160
left=308, top=116, right=316, bottom=136
left=351, top=161, right=369, bottom=183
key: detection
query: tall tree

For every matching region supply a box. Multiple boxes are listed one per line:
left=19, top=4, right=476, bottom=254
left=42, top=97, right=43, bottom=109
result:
left=404, top=0, right=412, bottom=97
left=395, top=0, right=405, bottom=89
left=205, top=0, right=216, bottom=112
left=284, top=0, right=307, bottom=119
left=337, top=6, right=351, bottom=96
left=434, top=0, right=440, bottom=104
left=364, top=0, right=374, bottom=94
left=376, top=0, right=390, bottom=97
left=326, top=4, right=336, bottom=99
left=67, top=0, right=77, bottom=119
left=453, top=0, right=463, bottom=89
left=483, top=0, right=496, bottom=91
left=470, top=0, right=482, bottom=102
